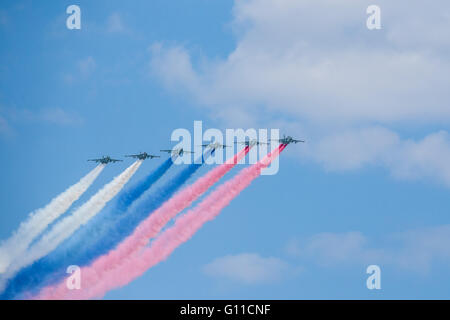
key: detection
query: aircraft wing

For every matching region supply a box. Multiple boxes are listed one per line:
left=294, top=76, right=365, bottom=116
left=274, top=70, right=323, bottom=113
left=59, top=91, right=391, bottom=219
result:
left=293, top=139, right=305, bottom=143
left=87, top=159, right=101, bottom=162
left=125, top=154, right=138, bottom=158
left=160, top=149, right=172, bottom=153
left=150, top=155, right=160, bottom=158
left=111, top=159, right=122, bottom=162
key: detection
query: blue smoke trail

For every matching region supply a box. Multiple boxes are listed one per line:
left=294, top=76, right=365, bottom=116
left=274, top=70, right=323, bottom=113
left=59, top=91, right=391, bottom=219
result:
left=2, top=157, right=205, bottom=299
left=115, top=158, right=173, bottom=212
left=0, top=158, right=172, bottom=299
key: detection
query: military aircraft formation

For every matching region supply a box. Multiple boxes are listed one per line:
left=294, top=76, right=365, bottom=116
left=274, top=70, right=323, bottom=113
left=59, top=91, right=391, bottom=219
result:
left=88, top=135, right=305, bottom=164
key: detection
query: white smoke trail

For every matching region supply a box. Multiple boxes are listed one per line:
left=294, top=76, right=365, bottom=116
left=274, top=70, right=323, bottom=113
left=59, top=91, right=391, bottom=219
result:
left=2, top=161, right=142, bottom=283
left=0, top=165, right=105, bottom=274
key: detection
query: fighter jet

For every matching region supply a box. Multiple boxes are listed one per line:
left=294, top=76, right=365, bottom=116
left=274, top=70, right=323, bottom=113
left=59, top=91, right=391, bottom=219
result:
left=198, top=142, right=231, bottom=151
left=271, top=134, right=305, bottom=145
left=235, top=139, right=269, bottom=147
left=125, top=152, right=160, bottom=160
left=160, top=148, right=194, bottom=157
left=87, top=156, right=122, bottom=164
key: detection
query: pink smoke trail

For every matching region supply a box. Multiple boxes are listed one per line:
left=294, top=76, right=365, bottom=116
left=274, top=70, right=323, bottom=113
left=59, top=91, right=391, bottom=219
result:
left=98, top=146, right=249, bottom=267
left=37, top=144, right=285, bottom=300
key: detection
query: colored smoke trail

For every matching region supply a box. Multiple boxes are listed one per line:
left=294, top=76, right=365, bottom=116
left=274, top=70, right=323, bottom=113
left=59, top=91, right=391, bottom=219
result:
left=114, top=158, right=173, bottom=212
left=58, top=159, right=205, bottom=269
left=0, top=165, right=104, bottom=274
left=37, top=145, right=285, bottom=299
left=85, top=146, right=250, bottom=274
left=48, top=146, right=249, bottom=290
left=47, top=158, right=174, bottom=272
left=3, top=156, right=204, bottom=299
left=0, top=161, right=142, bottom=288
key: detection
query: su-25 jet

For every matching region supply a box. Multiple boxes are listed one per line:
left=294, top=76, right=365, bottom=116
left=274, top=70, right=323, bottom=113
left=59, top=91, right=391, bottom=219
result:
left=271, top=134, right=305, bottom=145
left=160, top=147, right=194, bottom=157
left=125, top=152, right=160, bottom=160
left=87, top=156, right=122, bottom=164
left=235, top=139, right=269, bottom=147
left=199, top=142, right=231, bottom=150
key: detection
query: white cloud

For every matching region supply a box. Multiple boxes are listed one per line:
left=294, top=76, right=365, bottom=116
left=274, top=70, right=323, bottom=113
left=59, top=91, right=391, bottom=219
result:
left=390, top=131, right=450, bottom=185
left=148, top=0, right=450, bottom=187
left=0, top=115, right=13, bottom=137
left=1, top=106, right=83, bottom=128
left=286, top=231, right=385, bottom=267
left=63, top=57, right=96, bottom=83
left=149, top=0, right=450, bottom=125
left=0, top=10, right=8, bottom=26
left=302, top=232, right=369, bottom=265
left=301, top=128, right=450, bottom=186
left=392, top=225, right=450, bottom=272
left=287, top=225, right=450, bottom=273
left=106, top=13, right=126, bottom=33
left=77, top=56, right=96, bottom=77
left=303, top=127, right=400, bottom=171
left=203, top=253, right=290, bottom=284
left=38, top=107, right=84, bottom=126
left=148, top=0, right=450, bottom=188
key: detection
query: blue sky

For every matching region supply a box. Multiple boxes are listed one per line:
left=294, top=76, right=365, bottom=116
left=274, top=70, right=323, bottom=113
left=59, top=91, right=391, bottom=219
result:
left=1, top=0, right=450, bottom=299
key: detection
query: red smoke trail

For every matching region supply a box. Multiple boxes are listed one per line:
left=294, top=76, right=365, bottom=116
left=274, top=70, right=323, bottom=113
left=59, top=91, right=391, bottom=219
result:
left=37, top=144, right=285, bottom=299
left=76, top=146, right=250, bottom=276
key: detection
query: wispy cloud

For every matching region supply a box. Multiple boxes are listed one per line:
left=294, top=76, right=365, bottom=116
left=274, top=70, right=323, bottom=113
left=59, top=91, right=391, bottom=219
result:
left=1, top=106, right=84, bottom=130
left=203, top=253, right=291, bottom=285
left=205, top=225, right=450, bottom=286
left=0, top=10, right=8, bottom=26
left=392, top=225, right=450, bottom=272
left=149, top=0, right=450, bottom=124
left=63, top=56, right=96, bottom=84
left=0, top=115, right=13, bottom=137
left=77, top=56, right=96, bottom=77
left=301, top=128, right=450, bottom=187
left=286, top=225, right=450, bottom=273
left=38, top=107, right=84, bottom=126
left=106, top=13, right=126, bottom=33
left=148, top=0, right=450, bottom=188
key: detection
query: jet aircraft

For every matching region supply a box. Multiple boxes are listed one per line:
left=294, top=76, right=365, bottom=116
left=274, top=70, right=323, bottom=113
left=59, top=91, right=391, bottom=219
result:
left=125, top=152, right=160, bottom=160
left=271, top=135, right=305, bottom=145
left=199, top=142, right=231, bottom=150
left=87, top=156, right=122, bottom=164
left=160, top=148, right=194, bottom=157
left=235, top=139, right=269, bottom=147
